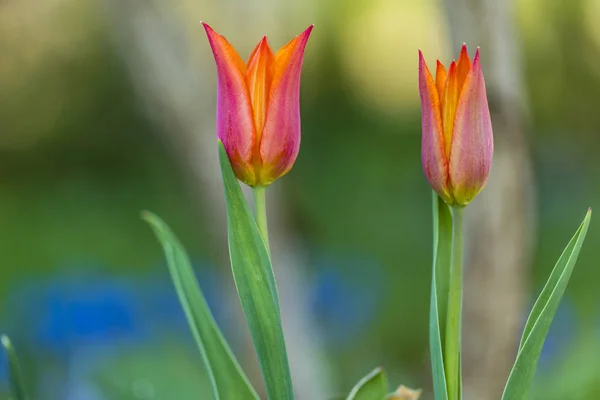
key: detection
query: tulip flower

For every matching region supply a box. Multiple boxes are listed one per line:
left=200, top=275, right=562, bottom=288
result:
left=418, top=45, right=493, bottom=206
left=203, top=22, right=313, bottom=187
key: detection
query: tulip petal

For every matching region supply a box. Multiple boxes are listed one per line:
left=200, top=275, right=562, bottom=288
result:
left=442, top=62, right=459, bottom=158
left=259, top=25, right=313, bottom=185
left=419, top=51, right=452, bottom=203
left=456, top=44, right=471, bottom=94
left=246, top=37, right=275, bottom=142
left=449, top=49, right=493, bottom=205
left=203, top=22, right=257, bottom=185
left=435, top=61, right=447, bottom=102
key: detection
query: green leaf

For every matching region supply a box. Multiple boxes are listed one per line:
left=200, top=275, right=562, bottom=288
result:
left=430, top=193, right=451, bottom=400
left=346, top=367, right=388, bottom=400
left=501, top=208, right=592, bottom=400
left=143, top=212, right=259, bottom=400
left=2, top=335, right=29, bottom=400
left=218, top=141, right=294, bottom=400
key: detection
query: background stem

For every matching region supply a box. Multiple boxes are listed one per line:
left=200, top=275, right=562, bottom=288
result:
left=445, top=206, right=465, bottom=400
left=253, top=186, right=271, bottom=257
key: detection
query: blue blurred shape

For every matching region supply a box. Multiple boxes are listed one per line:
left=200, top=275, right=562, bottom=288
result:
left=30, top=272, right=144, bottom=352
left=311, top=252, right=384, bottom=347
left=3, top=260, right=231, bottom=354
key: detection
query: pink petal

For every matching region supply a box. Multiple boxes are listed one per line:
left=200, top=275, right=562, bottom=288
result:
left=419, top=50, right=452, bottom=203
left=258, top=25, right=313, bottom=185
left=203, top=22, right=257, bottom=185
left=449, top=49, right=494, bottom=205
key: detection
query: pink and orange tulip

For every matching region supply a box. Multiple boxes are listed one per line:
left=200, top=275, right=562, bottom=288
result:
left=418, top=45, right=493, bottom=206
left=203, top=23, right=313, bottom=187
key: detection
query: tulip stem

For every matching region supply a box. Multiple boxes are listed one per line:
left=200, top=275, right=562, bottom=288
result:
left=444, top=205, right=464, bottom=400
left=252, top=186, right=271, bottom=257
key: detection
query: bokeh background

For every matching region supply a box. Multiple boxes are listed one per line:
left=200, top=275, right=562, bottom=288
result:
left=1, top=0, right=600, bottom=399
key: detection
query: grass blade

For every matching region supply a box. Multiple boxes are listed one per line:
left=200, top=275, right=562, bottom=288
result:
left=346, top=367, right=388, bottom=400
left=143, top=212, right=259, bottom=400
left=430, top=193, right=451, bottom=400
left=218, top=141, right=294, bottom=400
left=501, top=209, right=592, bottom=400
left=2, top=335, right=29, bottom=400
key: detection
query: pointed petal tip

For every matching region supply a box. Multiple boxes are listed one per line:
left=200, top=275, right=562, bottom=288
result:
left=472, top=48, right=482, bottom=71
left=418, top=51, right=430, bottom=75
left=276, top=25, right=314, bottom=59
left=202, top=22, right=218, bottom=41
left=436, top=60, right=447, bottom=72
left=300, top=24, right=314, bottom=39
left=283, top=25, right=313, bottom=49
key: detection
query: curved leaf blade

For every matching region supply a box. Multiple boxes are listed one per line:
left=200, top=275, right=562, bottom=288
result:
left=430, top=193, right=450, bottom=400
left=143, top=212, right=259, bottom=400
left=2, top=335, right=29, bottom=400
left=346, top=367, right=388, bottom=400
left=518, top=209, right=591, bottom=350
left=218, top=141, right=294, bottom=400
left=501, top=209, right=592, bottom=400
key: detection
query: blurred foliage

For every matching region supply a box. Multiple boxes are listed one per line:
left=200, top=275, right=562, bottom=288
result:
left=1, top=0, right=600, bottom=398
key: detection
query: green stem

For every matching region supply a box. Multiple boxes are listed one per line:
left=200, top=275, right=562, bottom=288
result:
left=252, top=186, right=271, bottom=257
left=444, top=205, right=464, bottom=400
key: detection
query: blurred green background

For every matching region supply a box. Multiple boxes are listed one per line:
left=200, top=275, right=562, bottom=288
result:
left=1, top=0, right=600, bottom=399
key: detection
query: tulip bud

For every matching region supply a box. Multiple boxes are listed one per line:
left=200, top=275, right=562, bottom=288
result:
left=203, top=23, right=313, bottom=187
left=387, top=385, right=422, bottom=400
left=418, top=45, right=493, bottom=206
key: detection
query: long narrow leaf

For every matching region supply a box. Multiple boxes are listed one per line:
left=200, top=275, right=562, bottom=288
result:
left=346, top=368, right=388, bottom=400
left=430, top=193, right=451, bottom=400
left=2, top=335, right=29, bottom=400
left=518, top=209, right=591, bottom=350
left=143, top=212, right=259, bottom=400
left=501, top=209, right=591, bottom=400
left=218, top=141, right=294, bottom=400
